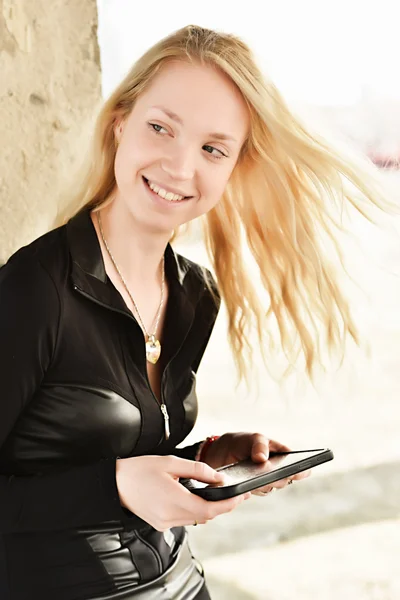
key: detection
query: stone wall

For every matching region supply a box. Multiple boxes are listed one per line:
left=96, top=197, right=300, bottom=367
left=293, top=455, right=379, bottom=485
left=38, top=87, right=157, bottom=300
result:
left=0, top=0, right=101, bottom=262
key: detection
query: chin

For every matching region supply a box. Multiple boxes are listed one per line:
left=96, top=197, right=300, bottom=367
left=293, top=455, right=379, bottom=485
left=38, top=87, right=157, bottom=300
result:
left=131, top=209, right=176, bottom=236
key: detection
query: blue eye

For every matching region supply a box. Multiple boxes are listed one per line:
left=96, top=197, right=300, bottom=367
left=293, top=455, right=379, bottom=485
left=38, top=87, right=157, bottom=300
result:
left=148, top=123, right=227, bottom=160
left=148, top=123, right=167, bottom=135
left=203, top=145, right=226, bottom=160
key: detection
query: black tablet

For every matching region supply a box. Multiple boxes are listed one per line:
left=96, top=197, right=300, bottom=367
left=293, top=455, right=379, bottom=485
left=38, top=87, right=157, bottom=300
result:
left=180, top=448, right=334, bottom=501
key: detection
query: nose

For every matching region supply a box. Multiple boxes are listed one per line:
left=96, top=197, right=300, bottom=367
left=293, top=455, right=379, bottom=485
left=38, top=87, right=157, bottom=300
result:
left=160, top=145, right=195, bottom=181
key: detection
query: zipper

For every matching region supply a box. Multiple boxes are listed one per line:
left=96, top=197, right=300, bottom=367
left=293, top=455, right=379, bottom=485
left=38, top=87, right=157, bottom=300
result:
left=73, top=284, right=170, bottom=438
left=160, top=403, right=170, bottom=440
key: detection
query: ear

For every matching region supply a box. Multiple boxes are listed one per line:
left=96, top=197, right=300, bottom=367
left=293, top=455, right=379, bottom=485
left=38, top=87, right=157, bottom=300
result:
left=113, top=118, right=124, bottom=146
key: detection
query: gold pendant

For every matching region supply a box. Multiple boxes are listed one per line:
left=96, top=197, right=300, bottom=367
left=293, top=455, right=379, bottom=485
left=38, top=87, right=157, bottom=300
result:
left=146, top=335, right=161, bottom=364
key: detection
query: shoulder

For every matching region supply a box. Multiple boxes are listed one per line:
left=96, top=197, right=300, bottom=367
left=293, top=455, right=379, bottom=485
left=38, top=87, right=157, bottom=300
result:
left=2, top=225, right=68, bottom=274
left=5, top=224, right=66, bottom=266
left=0, top=226, right=68, bottom=304
left=174, top=251, right=220, bottom=305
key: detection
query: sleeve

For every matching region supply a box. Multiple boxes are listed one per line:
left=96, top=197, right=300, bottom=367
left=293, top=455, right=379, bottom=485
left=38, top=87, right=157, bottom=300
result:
left=192, top=268, right=221, bottom=374
left=172, top=268, right=221, bottom=461
left=172, top=442, right=203, bottom=461
left=0, top=257, right=134, bottom=533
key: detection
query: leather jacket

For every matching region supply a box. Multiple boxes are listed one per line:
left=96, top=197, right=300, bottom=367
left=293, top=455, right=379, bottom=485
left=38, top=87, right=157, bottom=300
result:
left=0, top=208, right=220, bottom=600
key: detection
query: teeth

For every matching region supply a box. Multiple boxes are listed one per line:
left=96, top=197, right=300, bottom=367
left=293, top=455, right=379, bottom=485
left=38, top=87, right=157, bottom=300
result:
left=147, top=179, right=185, bottom=202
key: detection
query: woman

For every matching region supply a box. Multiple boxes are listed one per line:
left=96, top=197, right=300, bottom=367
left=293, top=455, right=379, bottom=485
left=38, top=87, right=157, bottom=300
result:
left=0, top=24, right=390, bottom=600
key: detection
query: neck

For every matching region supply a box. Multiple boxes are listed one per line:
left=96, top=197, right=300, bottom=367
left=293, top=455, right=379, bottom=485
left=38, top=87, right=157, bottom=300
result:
left=92, top=199, right=172, bottom=284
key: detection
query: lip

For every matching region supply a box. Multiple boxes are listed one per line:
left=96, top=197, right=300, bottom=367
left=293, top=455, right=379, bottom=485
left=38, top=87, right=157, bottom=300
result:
left=143, top=176, right=192, bottom=199
left=142, top=176, right=191, bottom=207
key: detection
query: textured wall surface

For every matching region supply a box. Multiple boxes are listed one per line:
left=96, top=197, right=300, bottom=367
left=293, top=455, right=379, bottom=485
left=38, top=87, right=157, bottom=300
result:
left=0, top=0, right=101, bottom=262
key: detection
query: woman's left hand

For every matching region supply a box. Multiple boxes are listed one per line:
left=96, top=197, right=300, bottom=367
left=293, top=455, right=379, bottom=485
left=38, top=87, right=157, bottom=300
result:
left=202, top=432, right=310, bottom=495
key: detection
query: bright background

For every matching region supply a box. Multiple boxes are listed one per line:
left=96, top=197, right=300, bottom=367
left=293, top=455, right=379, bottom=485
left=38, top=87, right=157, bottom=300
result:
left=98, top=0, right=400, bottom=156
left=98, top=0, right=400, bottom=105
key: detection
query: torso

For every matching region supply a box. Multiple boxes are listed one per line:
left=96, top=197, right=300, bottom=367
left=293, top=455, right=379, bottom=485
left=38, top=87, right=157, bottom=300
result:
left=0, top=210, right=214, bottom=599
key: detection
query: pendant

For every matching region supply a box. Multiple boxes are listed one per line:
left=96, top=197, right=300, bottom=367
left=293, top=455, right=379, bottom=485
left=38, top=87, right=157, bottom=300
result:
left=146, top=335, right=161, bottom=364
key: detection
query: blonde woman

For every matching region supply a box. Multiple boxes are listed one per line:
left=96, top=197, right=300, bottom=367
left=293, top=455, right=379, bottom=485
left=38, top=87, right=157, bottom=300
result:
left=0, top=25, right=390, bottom=599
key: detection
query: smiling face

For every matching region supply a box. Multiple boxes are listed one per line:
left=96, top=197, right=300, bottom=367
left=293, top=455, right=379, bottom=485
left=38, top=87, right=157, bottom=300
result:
left=112, top=60, right=250, bottom=234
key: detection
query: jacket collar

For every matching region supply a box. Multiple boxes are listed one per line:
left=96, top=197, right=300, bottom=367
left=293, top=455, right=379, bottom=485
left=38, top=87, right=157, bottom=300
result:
left=65, top=208, right=219, bottom=378
left=66, top=208, right=191, bottom=289
left=65, top=208, right=201, bottom=326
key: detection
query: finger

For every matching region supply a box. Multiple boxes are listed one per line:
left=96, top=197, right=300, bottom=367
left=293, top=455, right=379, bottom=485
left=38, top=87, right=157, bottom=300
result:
left=252, top=485, right=275, bottom=496
left=292, top=469, right=312, bottom=480
left=173, top=477, right=249, bottom=512
left=255, top=469, right=310, bottom=494
left=167, top=456, right=225, bottom=484
left=201, top=493, right=250, bottom=521
left=272, top=473, right=305, bottom=488
left=168, top=517, right=210, bottom=528
left=177, top=492, right=247, bottom=524
left=272, top=479, right=289, bottom=489
left=268, top=439, right=291, bottom=454
left=153, top=517, right=209, bottom=531
left=185, top=492, right=252, bottom=524
left=250, top=433, right=270, bottom=462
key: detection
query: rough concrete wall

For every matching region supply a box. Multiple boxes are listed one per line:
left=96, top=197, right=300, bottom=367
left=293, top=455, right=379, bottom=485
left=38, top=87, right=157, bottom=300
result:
left=0, top=0, right=101, bottom=262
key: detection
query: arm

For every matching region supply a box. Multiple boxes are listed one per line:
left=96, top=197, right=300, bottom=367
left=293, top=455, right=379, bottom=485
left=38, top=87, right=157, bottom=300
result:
left=0, top=257, right=131, bottom=533
left=172, top=272, right=221, bottom=461
left=172, top=442, right=203, bottom=461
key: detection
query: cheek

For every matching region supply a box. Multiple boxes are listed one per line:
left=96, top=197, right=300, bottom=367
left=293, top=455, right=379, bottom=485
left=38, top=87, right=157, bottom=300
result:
left=114, top=150, right=136, bottom=197
left=114, top=140, right=146, bottom=186
left=113, top=149, right=124, bottom=189
left=201, top=170, right=232, bottom=208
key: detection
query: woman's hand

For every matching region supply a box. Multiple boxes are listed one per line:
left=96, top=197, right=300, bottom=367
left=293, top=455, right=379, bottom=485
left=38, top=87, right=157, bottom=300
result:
left=202, top=432, right=311, bottom=494
left=115, top=455, right=251, bottom=531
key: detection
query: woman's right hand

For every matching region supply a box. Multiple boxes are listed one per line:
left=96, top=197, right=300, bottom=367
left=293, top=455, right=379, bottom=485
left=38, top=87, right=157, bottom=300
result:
left=115, top=455, right=251, bottom=531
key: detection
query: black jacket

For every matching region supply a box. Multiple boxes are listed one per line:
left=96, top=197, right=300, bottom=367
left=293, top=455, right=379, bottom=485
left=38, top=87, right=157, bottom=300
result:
left=0, top=209, right=220, bottom=599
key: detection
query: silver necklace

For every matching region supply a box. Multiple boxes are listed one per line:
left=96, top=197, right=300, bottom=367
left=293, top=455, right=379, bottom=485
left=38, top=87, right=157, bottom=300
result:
left=97, top=211, right=165, bottom=366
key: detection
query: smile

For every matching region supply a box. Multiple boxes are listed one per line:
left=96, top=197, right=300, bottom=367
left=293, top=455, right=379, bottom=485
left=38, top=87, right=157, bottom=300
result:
left=143, top=177, right=191, bottom=202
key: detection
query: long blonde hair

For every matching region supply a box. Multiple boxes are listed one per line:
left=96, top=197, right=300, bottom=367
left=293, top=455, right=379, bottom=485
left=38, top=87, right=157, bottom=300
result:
left=55, top=24, right=395, bottom=381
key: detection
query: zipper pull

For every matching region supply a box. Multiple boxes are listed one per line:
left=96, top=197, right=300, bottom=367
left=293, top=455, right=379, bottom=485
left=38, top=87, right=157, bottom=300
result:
left=160, top=403, right=170, bottom=440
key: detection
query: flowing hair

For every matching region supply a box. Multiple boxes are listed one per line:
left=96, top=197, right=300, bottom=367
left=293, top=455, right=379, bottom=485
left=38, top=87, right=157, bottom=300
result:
left=55, top=24, right=396, bottom=381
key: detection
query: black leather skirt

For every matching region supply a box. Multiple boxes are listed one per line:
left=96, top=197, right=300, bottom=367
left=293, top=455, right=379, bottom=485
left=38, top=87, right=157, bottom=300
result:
left=83, top=528, right=209, bottom=599
left=2, top=523, right=210, bottom=599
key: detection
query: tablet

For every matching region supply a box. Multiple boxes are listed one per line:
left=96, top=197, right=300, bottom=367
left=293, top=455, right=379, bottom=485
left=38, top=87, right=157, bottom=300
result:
left=180, top=448, right=334, bottom=501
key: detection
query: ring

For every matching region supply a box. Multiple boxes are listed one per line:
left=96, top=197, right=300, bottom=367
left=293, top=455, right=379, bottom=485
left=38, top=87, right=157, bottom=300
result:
left=288, top=479, right=294, bottom=485
left=193, top=521, right=198, bottom=526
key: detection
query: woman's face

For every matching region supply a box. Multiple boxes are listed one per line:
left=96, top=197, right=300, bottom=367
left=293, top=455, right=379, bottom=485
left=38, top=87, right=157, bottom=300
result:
left=113, top=60, right=249, bottom=234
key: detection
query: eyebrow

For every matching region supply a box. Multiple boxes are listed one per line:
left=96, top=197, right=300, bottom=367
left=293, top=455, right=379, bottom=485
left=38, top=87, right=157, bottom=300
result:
left=150, top=105, right=238, bottom=143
